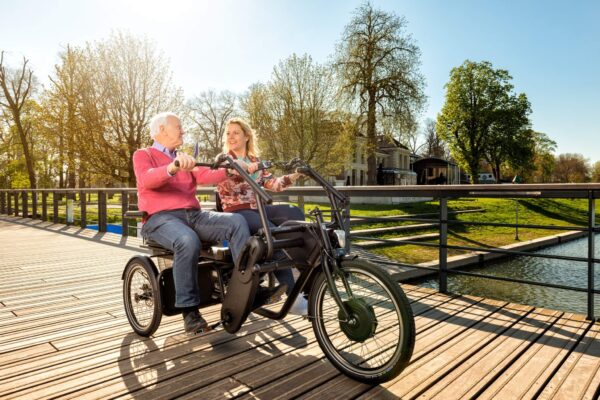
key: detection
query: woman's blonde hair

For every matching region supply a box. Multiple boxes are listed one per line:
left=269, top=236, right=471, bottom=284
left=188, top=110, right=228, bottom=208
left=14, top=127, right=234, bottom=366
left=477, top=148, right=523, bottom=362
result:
left=222, top=117, right=260, bottom=158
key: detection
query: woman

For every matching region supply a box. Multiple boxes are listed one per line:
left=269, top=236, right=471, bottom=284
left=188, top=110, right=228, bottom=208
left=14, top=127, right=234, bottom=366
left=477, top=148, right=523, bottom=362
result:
left=217, top=117, right=307, bottom=315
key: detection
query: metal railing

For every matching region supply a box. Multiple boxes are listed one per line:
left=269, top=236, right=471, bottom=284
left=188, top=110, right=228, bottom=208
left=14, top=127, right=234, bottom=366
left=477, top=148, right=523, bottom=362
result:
left=1, top=183, right=599, bottom=320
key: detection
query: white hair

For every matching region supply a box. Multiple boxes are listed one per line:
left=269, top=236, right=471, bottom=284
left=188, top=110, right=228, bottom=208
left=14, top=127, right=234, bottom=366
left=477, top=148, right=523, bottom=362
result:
left=149, top=112, right=180, bottom=138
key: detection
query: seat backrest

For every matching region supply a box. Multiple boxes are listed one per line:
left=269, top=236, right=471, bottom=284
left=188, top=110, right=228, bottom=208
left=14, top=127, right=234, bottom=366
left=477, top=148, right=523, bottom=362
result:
left=215, top=191, right=223, bottom=212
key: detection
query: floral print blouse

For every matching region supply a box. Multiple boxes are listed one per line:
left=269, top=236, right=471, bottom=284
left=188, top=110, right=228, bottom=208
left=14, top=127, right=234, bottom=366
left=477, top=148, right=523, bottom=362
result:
left=216, top=152, right=294, bottom=212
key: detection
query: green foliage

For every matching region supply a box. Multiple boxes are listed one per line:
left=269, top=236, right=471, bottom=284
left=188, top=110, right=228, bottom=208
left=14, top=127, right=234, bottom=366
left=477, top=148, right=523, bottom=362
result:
left=437, top=60, right=532, bottom=183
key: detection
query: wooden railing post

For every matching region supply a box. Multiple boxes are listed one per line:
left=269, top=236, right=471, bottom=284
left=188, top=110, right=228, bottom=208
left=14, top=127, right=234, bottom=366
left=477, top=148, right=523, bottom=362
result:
left=121, top=190, right=129, bottom=236
left=32, top=191, right=37, bottom=219
left=53, top=192, right=59, bottom=223
left=0, top=191, right=5, bottom=214
left=7, top=192, right=12, bottom=215
left=98, top=190, right=107, bottom=232
left=439, top=197, right=448, bottom=294
left=297, top=195, right=305, bottom=216
left=22, top=191, right=29, bottom=218
left=42, top=192, right=47, bottom=221
left=14, top=191, right=19, bottom=216
left=80, top=190, right=87, bottom=228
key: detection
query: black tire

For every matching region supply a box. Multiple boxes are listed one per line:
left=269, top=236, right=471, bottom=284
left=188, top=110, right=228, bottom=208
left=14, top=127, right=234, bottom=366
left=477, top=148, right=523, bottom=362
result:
left=123, top=256, right=162, bottom=337
left=309, top=258, right=415, bottom=383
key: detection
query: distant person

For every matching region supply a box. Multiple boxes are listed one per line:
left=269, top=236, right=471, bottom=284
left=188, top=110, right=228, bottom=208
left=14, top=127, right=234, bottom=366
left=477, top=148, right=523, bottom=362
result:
left=377, top=163, right=384, bottom=185
left=438, top=172, right=447, bottom=185
left=217, top=117, right=307, bottom=315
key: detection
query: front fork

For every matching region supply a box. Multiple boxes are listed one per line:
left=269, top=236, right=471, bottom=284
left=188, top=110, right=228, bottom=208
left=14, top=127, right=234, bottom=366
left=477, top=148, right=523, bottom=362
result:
left=313, top=209, right=353, bottom=321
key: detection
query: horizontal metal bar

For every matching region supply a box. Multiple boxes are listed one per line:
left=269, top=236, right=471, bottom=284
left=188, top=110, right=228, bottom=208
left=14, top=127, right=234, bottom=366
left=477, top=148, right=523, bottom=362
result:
left=447, top=220, right=593, bottom=232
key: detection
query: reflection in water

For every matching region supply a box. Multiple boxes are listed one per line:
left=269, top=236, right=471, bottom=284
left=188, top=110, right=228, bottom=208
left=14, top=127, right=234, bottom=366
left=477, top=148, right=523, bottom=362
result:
left=418, top=235, right=600, bottom=315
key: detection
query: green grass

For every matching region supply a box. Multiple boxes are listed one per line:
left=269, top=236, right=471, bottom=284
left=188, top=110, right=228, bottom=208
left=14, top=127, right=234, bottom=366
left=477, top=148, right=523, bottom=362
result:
left=361, top=198, right=595, bottom=264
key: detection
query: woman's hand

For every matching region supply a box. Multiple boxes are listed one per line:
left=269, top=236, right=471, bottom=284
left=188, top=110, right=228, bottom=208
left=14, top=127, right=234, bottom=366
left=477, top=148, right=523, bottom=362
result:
left=290, top=172, right=304, bottom=182
left=247, top=162, right=259, bottom=174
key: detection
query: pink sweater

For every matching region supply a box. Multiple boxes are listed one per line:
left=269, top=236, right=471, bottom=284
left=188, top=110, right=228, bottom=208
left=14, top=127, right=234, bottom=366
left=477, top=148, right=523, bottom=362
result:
left=133, top=148, right=227, bottom=218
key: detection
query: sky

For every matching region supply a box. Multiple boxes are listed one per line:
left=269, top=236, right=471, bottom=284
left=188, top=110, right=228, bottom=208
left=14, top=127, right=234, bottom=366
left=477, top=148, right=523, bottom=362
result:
left=1, top=0, right=599, bottom=161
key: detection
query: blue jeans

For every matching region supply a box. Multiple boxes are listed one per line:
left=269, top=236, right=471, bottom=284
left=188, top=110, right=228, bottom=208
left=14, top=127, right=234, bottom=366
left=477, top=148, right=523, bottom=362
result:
left=234, top=205, right=305, bottom=294
left=141, top=209, right=250, bottom=308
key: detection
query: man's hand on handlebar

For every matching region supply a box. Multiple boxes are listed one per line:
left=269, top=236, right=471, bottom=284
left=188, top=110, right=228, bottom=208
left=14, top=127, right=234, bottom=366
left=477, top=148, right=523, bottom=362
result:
left=168, top=153, right=196, bottom=174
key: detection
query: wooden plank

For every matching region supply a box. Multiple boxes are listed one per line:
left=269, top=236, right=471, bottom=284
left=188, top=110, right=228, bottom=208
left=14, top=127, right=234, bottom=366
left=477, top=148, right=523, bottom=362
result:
left=477, top=313, right=590, bottom=399
left=0, top=343, right=57, bottom=367
left=537, top=322, right=600, bottom=400
left=359, top=300, right=526, bottom=399
left=422, top=307, right=563, bottom=399
left=6, top=316, right=312, bottom=399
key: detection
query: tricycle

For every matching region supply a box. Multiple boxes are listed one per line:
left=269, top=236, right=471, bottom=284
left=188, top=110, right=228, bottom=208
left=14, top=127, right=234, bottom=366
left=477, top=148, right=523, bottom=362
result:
left=122, top=156, right=415, bottom=383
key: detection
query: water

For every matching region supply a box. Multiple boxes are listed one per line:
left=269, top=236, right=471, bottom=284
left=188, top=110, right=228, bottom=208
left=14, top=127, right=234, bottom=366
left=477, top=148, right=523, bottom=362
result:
left=86, top=224, right=123, bottom=234
left=418, top=235, right=600, bottom=315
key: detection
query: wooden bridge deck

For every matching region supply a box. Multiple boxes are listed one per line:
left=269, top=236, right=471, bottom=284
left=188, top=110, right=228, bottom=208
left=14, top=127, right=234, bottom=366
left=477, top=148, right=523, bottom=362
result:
left=1, top=216, right=599, bottom=399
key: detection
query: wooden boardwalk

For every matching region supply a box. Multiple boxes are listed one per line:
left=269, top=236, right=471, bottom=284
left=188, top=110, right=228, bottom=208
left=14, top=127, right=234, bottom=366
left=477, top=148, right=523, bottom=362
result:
left=1, top=216, right=599, bottom=399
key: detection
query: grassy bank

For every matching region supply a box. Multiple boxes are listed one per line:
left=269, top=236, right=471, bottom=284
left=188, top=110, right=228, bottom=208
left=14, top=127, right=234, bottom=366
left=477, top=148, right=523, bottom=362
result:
left=334, top=197, right=596, bottom=265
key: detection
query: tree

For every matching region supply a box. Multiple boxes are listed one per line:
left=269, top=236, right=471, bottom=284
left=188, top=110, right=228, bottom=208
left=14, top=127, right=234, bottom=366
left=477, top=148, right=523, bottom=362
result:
left=243, top=54, right=352, bottom=177
left=437, top=60, right=526, bottom=183
left=484, top=93, right=533, bottom=181
left=46, top=46, right=88, bottom=188
left=186, top=90, right=238, bottom=160
left=591, top=161, right=600, bottom=183
left=0, top=52, right=37, bottom=188
left=82, top=32, right=183, bottom=186
left=421, top=118, right=447, bottom=159
left=528, top=131, right=556, bottom=183
left=335, top=2, right=425, bottom=184
left=553, top=153, right=589, bottom=183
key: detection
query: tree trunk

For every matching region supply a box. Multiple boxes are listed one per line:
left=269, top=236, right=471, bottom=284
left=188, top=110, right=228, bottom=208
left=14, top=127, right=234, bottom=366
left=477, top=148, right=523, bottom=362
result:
left=366, top=91, right=377, bottom=185
left=14, top=118, right=37, bottom=189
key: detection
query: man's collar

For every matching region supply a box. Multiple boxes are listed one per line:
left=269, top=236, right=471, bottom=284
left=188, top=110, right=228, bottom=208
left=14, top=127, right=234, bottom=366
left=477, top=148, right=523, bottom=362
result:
left=152, top=141, right=177, bottom=159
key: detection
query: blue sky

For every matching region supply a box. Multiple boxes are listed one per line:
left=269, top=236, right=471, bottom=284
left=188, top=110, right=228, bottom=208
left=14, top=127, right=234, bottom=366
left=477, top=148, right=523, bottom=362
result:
left=1, top=0, right=599, bottom=162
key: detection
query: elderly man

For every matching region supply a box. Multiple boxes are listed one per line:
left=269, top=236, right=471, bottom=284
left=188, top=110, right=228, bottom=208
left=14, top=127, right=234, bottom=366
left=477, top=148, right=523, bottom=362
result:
left=133, top=112, right=253, bottom=333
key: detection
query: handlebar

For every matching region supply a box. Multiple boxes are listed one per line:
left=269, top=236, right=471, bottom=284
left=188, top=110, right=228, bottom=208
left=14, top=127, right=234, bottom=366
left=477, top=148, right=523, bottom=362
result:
left=173, top=159, right=272, bottom=170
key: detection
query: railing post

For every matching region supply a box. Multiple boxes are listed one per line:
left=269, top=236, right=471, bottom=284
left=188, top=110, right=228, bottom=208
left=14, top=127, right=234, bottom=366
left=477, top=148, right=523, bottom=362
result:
left=53, top=192, right=59, bottom=223
left=42, top=192, right=47, bottom=221
left=297, top=195, right=305, bottom=216
left=14, top=191, right=19, bottom=216
left=121, top=190, right=129, bottom=236
left=7, top=192, right=12, bottom=215
left=439, top=197, right=448, bottom=294
left=587, top=191, right=595, bottom=320
left=98, top=190, right=107, bottom=232
left=80, top=190, right=87, bottom=228
left=0, top=191, right=6, bottom=214
left=22, top=191, right=28, bottom=218
left=32, top=191, right=37, bottom=219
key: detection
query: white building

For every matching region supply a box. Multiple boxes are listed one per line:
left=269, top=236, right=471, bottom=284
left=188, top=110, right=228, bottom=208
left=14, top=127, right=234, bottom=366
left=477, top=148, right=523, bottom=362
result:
left=333, top=135, right=416, bottom=186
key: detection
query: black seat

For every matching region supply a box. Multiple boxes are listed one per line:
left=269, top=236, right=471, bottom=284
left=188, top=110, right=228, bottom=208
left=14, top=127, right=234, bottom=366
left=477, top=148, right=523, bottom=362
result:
left=144, top=237, right=231, bottom=262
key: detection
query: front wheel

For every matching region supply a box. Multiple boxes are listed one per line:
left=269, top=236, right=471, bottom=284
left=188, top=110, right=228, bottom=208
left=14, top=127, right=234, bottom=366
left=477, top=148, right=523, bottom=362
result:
left=309, top=259, right=415, bottom=383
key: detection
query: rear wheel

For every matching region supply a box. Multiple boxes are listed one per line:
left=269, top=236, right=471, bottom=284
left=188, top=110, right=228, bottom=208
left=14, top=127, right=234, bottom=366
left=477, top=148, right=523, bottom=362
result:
left=309, top=259, right=415, bottom=383
left=123, top=257, right=162, bottom=336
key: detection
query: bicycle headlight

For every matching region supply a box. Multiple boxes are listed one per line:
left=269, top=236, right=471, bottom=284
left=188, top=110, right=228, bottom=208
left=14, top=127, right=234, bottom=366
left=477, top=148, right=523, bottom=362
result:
left=333, top=229, right=346, bottom=249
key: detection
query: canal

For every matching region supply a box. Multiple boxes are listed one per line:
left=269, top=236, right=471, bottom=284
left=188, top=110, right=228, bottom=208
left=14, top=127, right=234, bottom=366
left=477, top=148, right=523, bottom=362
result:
left=417, top=235, right=600, bottom=315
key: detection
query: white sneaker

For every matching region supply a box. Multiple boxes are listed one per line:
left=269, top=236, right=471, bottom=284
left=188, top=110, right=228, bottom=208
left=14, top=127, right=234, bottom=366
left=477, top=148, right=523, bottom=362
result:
left=288, top=296, right=308, bottom=316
